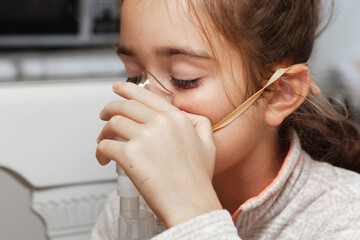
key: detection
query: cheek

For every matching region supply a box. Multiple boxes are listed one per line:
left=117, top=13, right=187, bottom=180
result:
left=212, top=106, right=267, bottom=175
left=173, top=83, right=235, bottom=125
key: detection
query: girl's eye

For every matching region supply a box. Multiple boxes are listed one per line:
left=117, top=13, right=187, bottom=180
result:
left=170, top=77, right=200, bottom=89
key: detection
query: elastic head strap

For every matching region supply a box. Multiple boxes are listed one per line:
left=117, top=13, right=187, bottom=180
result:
left=212, top=63, right=320, bottom=132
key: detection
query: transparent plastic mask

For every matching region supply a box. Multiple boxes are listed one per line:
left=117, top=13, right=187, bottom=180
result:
left=127, top=70, right=174, bottom=103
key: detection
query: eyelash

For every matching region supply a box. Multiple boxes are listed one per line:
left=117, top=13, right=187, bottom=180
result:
left=170, top=77, right=200, bottom=89
left=126, top=76, right=200, bottom=89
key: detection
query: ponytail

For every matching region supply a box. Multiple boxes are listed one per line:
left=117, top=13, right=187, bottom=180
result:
left=280, top=94, right=360, bottom=173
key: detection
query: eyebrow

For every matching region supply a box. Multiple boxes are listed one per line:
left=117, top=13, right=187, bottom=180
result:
left=156, top=46, right=211, bottom=59
left=116, top=45, right=211, bottom=59
left=116, top=46, right=135, bottom=57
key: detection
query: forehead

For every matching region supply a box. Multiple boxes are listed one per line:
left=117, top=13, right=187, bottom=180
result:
left=119, top=0, right=210, bottom=55
left=120, top=0, right=247, bottom=106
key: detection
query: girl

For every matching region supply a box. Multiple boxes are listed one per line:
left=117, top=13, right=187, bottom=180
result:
left=93, top=0, right=360, bottom=239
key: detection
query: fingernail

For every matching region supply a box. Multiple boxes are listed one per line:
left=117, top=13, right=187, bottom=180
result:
left=113, top=81, right=120, bottom=90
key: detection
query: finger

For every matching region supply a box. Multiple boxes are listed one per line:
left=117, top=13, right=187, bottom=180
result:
left=100, top=99, right=156, bottom=123
left=113, top=81, right=175, bottom=112
left=97, top=115, right=142, bottom=143
left=183, top=112, right=214, bottom=147
left=96, top=139, right=124, bottom=166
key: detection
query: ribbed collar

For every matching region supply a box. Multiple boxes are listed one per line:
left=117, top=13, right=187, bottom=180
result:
left=232, top=132, right=304, bottom=232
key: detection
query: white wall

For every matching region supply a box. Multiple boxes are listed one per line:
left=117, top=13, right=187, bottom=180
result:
left=309, top=0, right=360, bottom=89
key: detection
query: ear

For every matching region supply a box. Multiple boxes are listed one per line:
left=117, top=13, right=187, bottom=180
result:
left=264, top=64, right=311, bottom=127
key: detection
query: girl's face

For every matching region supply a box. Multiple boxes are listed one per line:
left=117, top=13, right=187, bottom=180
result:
left=119, top=0, right=269, bottom=176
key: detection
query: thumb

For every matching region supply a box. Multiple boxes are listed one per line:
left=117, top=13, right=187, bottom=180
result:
left=182, top=111, right=215, bottom=147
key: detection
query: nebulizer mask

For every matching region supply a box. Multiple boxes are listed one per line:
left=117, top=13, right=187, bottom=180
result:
left=114, top=71, right=174, bottom=240
left=116, top=63, right=320, bottom=240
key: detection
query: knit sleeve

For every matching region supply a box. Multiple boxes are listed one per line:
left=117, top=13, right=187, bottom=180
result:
left=151, top=210, right=241, bottom=240
left=91, top=192, right=241, bottom=239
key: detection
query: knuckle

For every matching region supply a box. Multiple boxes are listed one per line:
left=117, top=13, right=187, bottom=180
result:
left=109, top=100, right=123, bottom=112
left=103, top=101, right=115, bottom=113
left=107, top=100, right=117, bottom=107
left=121, top=99, right=135, bottom=112
left=153, top=112, right=168, bottom=124
left=108, top=115, right=122, bottom=127
left=101, top=105, right=108, bottom=115
left=101, top=101, right=119, bottom=119
left=125, top=99, right=137, bottom=107
left=122, top=142, right=132, bottom=153
left=138, top=127, right=152, bottom=140
left=151, top=110, right=185, bottom=128
left=96, top=140, right=108, bottom=155
left=122, top=141, right=137, bottom=159
left=114, top=99, right=136, bottom=114
left=170, top=110, right=189, bottom=126
left=95, top=148, right=103, bottom=163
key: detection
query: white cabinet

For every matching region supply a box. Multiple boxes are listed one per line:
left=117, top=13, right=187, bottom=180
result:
left=0, top=79, right=122, bottom=239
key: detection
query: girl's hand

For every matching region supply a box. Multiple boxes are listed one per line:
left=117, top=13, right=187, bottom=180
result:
left=96, top=81, right=222, bottom=228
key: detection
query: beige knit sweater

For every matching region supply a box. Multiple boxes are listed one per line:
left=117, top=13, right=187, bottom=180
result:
left=92, top=133, right=360, bottom=239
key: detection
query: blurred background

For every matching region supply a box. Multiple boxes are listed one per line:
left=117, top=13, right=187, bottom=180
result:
left=0, top=0, right=125, bottom=82
left=0, top=0, right=359, bottom=240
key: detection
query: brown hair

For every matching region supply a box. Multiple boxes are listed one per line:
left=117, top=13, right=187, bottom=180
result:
left=185, top=0, right=360, bottom=173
